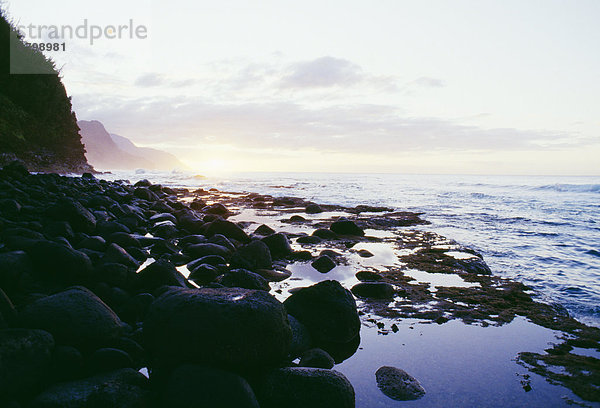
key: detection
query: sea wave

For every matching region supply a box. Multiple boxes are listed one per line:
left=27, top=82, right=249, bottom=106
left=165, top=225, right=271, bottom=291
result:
left=532, top=183, right=600, bottom=193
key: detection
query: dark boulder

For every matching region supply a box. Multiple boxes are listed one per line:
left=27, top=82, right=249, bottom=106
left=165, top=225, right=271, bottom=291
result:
left=230, top=240, right=272, bottom=271
left=297, top=235, right=322, bottom=244
left=312, top=228, right=337, bottom=240
left=255, top=367, right=354, bottom=408
left=351, top=282, right=395, bottom=299
left=217, top=269, right=270, bottom=291
left=254, top=224, right=275, bottom=236
left=284, top=280, right=360, bottom=345
left=101, top=243, right=139, bottom=269
left=188, top=263, right=221, bottom=285
left=205, top=219, right=250, bottom=243
left=288, top=314, right=312, bottom=359
left=88, top=348, right=134, bottom=374
left=355, top=271, right=383, bottom=282
left=299, top=348, right=335, bottom=369
left=144, top=287, right=291, bottom=369
left=134, top=187, right=159, bottom=201
left=330, top=218, right=364, bottom=236
left=311, top=255, right=336, bottom=273
left=19, top=286, right=123, bottom=350
left=305, top=203, right=323, bottom=214
left=184, top=243, right=231, bottom=259
left=136, top=259, right=187, bottom=291
left=261, top=233, right=293, bottom=258
left=187, top=255, right=226, bottom=270
left=47, top=198, right=96, bottom=234
left=162, top=364, right=260, bottom=408
left=26, top=241, right=93, bottom=284
left=0, top=329, right=55, bottom=398
left=0, top=251, right=33, bottom=293
left=29, top=368, right=149, bottom=408
left=77, top=236, right=107, bottom=252
left=357, top=249, right=374, bottom=258
left=108, top=232, right=141, bottom=249
left=203, top=203, right=229, bottom=216
left=375, top=366, right=425, bottom=401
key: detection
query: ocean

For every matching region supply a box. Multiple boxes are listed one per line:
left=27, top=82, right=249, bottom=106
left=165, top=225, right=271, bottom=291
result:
left=100, top=171, right=600, bottom=328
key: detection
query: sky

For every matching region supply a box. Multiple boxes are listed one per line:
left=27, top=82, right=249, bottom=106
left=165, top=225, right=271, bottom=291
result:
left=4, top=0, right=600, bottom=175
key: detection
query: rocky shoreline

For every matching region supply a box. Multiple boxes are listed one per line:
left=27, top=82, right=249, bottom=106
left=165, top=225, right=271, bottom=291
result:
left=0, top=161, right=598, bottom=407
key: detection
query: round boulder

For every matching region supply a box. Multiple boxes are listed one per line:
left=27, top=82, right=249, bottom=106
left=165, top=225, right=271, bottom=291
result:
left=375, top=366, right=425, bottom=400
left=144, top=287, right=291, bottom=369
left=256, top=367, right=354, bottom=408
left=284, top=280, right=360, bottom=345
left=19, top=286, right=123, bottom=350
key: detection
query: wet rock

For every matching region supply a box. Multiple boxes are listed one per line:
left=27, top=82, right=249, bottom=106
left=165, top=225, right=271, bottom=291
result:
left=297, top=235, right=322, bottom=244
left=184, top=243, right=231, bottom=259
left=136, top=259, right=187, bottom=291
left=95, top=263, right=132, bottom=288
left=19, top=286, right=123, bottom=350
left=299, top=348, right=335, bottom=369
left=256, top=367, right=355, bottom=408
left=188, top=263, right=222, bottom=285
left=330, top=218, right=364, bottom=236
left=203, top=203, right=229, bottom=216
left=289, top=215, right=306, bottom=223
left=357, top=249, right=374, bottom=258
left=51, top=345, right=84, bottom=381
left=375, top=366, right=425, bottom=401
left=29, top=368, right=149, bottom=408
left=77, top=236, right=107, bottom=252
left=284, top=280, right=360, bottom=345
left=0, top=251, right=33, bottom=293
left=230, top=240, right=272, bottom=271
left=457, top=257, right=492, bottom=275
left=261, top=233, right=293, bottom=258
left=205, top=219, right=250, bottom=243
left=134, top=187, right=158, bottom=201
left=144, top=287, right=291, bottom=369
left=311, top=255, right=336, bottom=273
left=208, top=234, right=236, bottom=252
left=101, top=243, right=139, bottom=269
left=218, top=269, right=270, bottom=291
left=162, top=364, right=260, bottom=408
left=353, top=205, right=394, bottom=213
left=0, top=288, right=17, bottom=325
left=355, top=271, right=383, bottom=282
left=47, top=198, right=96, bottom=234
left=88, top=348, right=134, bottom=373
left=0, top=329, right=55, bottom=398
left=312, top=228, right=337, bottom=240
left=108, top=232, right=141, bottom=249
left=0, top=198, right=21, bottom=215
left=288, top=314, right=312, bottom=358
left=151, top=221, right=179, bottom=239
left=44, top=221, right=75, bottom=240
left=189, top=198, right=207, bottom=210
left=255, top=268, right=292, bottom=282
left=351, top=282, right=395, bottom=299
left=176, top=212, right=205, bottom=234
left=149, top=213, right=177, bottom=225
left=254, top=224, right=275, bottom=236
left=26, top=241, right=93, bottom=284
left=305, top=203, right=323, bottom=214
left=187, top=255, right=226, bottom=270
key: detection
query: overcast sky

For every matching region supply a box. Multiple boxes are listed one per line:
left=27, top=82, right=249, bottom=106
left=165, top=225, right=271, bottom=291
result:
left=5, top=0, right=600, bottom=174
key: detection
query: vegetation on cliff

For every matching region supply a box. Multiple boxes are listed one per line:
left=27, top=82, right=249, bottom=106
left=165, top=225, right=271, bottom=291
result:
left=0, top=9, right=91, bottom=173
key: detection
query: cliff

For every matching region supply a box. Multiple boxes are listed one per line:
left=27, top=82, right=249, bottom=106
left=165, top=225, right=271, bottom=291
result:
left=0, top=10, right=92, bottom=173
left=78, top=120, right=186, bottom=171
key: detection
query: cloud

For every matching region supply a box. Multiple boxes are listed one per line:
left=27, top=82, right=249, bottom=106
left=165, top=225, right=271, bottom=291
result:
left=73, top=94, right=591, bottom=158
left=412, top=76, right=445, bottom=88
left=134, top=73, right=165, bottom=87
left=280, top=56, right=364, bottom=88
